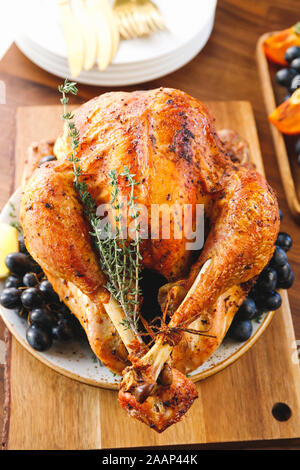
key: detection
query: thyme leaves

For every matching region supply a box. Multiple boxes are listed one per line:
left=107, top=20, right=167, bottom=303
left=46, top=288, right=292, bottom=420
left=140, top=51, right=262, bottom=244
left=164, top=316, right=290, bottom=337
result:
left=58, top=79, right=142, bottom=333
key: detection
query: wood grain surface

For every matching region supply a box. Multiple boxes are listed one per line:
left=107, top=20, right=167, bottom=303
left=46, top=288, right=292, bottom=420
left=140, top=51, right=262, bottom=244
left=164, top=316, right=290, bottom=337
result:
left=2, top=101, right=300, bottom=450
left=0, top=0, right=300, bottom=450
left=256, top=33, right=300, bottom=223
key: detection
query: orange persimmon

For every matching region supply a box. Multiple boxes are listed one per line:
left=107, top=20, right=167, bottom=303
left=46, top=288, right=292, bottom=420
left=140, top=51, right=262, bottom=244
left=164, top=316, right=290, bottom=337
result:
left=268, top=88, right=300, bottom=134
left=263, top=22, right=300, bottom=65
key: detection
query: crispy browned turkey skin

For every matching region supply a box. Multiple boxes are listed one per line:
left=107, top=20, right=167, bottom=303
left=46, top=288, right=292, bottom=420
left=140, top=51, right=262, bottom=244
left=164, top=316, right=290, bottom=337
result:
left=20, top=88, right=279, bottom=431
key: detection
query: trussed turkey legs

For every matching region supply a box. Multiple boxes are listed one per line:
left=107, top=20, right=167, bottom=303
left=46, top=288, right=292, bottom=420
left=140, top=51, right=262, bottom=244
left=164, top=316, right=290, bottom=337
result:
left=99, top=265, right=201, bottom=434
left=117, top=262, right=212, bottom=432
left=118, top=260, right=211, bottom=431
left=102, top=294, right=198, bottom=433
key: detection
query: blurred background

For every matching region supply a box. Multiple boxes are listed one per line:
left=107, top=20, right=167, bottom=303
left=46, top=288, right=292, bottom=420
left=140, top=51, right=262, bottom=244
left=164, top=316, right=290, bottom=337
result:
left=0, top=1, right=14, bottom=60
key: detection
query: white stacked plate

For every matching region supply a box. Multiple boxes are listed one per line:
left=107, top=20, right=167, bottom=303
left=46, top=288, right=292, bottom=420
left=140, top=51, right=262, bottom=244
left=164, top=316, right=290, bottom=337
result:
left=15, top=0, right=217, bottom=86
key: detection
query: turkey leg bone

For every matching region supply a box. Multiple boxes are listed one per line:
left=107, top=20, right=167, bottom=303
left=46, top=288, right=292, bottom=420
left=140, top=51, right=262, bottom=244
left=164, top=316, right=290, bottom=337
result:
left=103, top=296, right=143, bottom=353
left=119, top=260, right=211, bottom=399
left=103, top=265, right=205, bottom=434
left=103, top=294, right=198, bottom=433
left=129, top=259, right=212, bottom=380
left=116, top=264, right=211, bottom=433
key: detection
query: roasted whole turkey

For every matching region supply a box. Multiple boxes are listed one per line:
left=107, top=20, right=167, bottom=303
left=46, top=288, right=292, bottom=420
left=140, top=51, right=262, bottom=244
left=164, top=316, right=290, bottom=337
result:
left=20, top=88, right=279, bottom=432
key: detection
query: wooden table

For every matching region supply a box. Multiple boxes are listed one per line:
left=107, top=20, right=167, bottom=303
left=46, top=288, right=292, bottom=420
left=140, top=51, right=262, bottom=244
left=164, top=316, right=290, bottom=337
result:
left=0, top=0, right=299, bottom=450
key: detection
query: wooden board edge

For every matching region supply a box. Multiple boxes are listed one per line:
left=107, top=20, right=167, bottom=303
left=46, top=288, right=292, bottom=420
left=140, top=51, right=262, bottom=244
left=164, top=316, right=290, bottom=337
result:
left=1, top=328, right=11, bottom=450
left=256, top=32, right=300, bottom=223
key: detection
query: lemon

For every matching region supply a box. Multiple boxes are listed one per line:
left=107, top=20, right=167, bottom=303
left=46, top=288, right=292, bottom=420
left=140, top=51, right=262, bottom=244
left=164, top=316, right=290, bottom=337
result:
left=0, top=223, right=19, bottom=278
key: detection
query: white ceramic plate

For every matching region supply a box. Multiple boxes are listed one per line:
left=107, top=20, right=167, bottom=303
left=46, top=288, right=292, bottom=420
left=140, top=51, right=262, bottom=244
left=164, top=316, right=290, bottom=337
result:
left=17, top=0, right=217, bottom=63
left=0, top=188, right=274, bottom=389
left=17, top=10, right=214, bottom=75
left=15, top=19, right=213, bottom=86
left=15, top=0, right=217, bottom=86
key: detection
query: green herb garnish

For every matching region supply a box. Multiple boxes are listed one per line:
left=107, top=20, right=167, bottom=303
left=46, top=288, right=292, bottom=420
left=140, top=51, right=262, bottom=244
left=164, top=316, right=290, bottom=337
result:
left=58, top=79, right=142, bottom=334
left=9, top=202, right=22, bottom=233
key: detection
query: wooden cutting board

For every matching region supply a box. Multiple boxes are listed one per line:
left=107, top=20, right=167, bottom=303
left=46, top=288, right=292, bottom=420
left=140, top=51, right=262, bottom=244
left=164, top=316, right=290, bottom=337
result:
left=3, top=102, right=300, bottom=449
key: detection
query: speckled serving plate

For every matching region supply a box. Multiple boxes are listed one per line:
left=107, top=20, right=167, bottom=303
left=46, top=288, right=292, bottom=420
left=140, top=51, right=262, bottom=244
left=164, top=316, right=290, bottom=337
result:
left=0, top=188, right=275, bottom=390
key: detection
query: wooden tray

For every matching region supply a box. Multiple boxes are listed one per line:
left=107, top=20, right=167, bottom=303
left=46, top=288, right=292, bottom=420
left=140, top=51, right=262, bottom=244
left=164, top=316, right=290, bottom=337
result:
left=2, top=102, right=300, bottom=450
left=256, top=32, right=300, bottom=223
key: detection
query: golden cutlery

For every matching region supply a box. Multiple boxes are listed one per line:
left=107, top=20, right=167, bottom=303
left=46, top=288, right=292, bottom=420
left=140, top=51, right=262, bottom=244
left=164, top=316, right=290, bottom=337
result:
left=113, top=0, right=166, bottom=40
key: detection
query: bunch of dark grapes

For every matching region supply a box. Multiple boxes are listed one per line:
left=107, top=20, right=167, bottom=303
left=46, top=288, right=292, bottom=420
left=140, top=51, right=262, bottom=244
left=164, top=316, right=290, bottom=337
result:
left=228, top=210, right=294, bottom=342
left=0, top=234, right=84, bottom=351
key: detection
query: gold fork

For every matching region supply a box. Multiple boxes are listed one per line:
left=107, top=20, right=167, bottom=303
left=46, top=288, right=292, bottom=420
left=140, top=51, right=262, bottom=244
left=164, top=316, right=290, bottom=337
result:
left=113, top=0, right=166, bottom=40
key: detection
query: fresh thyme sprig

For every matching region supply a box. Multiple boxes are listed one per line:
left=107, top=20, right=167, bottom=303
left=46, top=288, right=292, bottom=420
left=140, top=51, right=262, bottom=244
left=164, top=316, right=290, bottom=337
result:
left=9, top=202, right=22, bottom=233
left=58, top=79, right=142, bottom=333
left=58, top=80, right=96, bottom=215
left=120, top=166, right=142, bottom=331
left=94, top=171, right=142, bottom=334
left=109, top=167, right=142, bottom=332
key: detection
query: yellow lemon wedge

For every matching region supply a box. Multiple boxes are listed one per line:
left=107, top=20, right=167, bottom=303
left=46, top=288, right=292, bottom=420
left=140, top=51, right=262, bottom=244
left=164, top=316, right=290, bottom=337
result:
left=0, top=223, right=19, bottom=278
